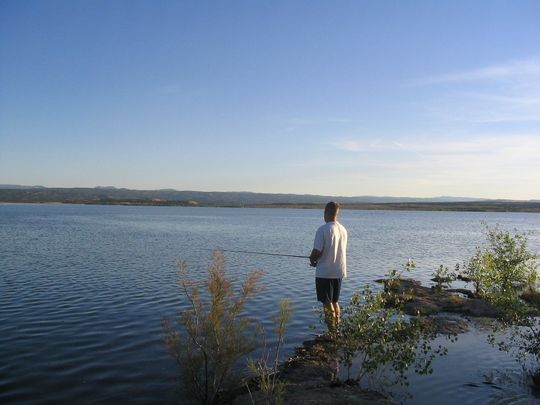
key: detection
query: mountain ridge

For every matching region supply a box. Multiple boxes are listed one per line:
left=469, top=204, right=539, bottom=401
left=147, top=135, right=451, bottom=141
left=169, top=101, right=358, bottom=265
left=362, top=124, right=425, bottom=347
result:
left=0, top=184, right=493, bottom=204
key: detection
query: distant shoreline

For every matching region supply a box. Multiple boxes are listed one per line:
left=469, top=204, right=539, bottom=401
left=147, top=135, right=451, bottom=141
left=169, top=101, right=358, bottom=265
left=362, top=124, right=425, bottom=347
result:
left=247, top=202, right=540, bottom=212
left=1, top=186, right=539, bottom=212
left=2, top=199, right=540, bottom=212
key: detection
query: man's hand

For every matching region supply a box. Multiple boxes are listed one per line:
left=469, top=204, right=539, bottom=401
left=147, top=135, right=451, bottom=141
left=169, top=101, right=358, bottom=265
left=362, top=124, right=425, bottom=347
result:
left=310, top=249, right=321, bottom=267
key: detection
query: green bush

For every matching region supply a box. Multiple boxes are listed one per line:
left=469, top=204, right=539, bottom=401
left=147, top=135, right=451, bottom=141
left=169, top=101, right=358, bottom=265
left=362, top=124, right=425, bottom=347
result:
left=465, top=225, right=540, bottom=384
left=336, top=261, right=450, bottom=388
left=462, top=247, right=492, bottom=296
left=431, top=264, right=457, bottom=290
left=462, top=224, right=538, bottom=299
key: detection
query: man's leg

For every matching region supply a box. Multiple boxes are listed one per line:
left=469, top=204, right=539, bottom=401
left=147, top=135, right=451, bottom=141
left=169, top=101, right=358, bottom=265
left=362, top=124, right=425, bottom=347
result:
left=323, top=303, right=335, bottom=332
left=331, top=302, right=340, bottom=330
left=330, top=279, right=342, bottom=332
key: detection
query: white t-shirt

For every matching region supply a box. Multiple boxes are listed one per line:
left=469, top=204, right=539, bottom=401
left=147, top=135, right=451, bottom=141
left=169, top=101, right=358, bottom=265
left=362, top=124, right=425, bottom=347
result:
left=313, top=221, right=348, bottom=279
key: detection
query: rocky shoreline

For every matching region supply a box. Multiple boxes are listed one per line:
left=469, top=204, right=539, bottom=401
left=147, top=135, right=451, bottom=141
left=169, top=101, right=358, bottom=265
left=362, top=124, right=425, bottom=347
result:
left=228, top=278, right=540, bottom=404
left=232, top=335, right=393, bottom=404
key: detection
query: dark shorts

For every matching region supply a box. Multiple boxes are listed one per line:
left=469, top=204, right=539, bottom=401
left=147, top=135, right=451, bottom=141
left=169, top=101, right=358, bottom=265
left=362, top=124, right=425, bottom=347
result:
left=316, top=277, right=342, bottom=304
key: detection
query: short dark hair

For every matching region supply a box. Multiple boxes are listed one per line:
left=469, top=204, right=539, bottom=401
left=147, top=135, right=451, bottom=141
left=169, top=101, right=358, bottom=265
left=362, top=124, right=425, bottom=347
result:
left=325, top=201, right=340, bottom=217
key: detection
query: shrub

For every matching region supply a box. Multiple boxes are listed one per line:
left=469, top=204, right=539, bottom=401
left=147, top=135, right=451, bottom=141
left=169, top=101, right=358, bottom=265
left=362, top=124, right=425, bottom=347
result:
left=462, top=247, right=493, bottom=296
left=468, top=225, right=540, bottom=385
left=336, top=261, right=450, bottom=389
left=484, top=225, right=538, bottom=294
left=162, top=251, right=263, bottom=404
left=431, top=264, right=457, bottom=290
left=462, top=224, right=538, bottom=300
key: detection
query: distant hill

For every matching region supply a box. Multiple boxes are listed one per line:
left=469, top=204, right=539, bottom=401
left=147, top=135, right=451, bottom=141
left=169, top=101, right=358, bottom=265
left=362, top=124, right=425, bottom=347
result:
left=0, top=184, right=46, bottom=189
left=2, top=185, right=539, bottom=211
left=0, top=185, right=489, bottom=205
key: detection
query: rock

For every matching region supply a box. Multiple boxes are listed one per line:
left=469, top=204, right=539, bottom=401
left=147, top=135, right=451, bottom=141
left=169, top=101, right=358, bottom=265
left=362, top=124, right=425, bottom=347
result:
left=233, top=382, right=392, bottom=405
left=445, top=288, right=477, bottom=299
left=282, top=383, right=392, bottom=404
left=404, top=299, right=441, bottom=315
left=233, top=383, right=392, bottom=405
left=521, top=290, right=540, bottom=310
left=232, top=337, right=393, bottom=405
left=462, top=299, right=501, bottom=317
left=414, top=316, right=469, bottom=334
left=385, top=278, right=501, bottom=319
left=430, top=277, right=455, bottom=283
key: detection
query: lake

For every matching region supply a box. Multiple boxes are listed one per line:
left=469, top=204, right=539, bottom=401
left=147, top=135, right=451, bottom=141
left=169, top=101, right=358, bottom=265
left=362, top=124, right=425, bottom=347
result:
left=1, top=204, right=540, bottom=403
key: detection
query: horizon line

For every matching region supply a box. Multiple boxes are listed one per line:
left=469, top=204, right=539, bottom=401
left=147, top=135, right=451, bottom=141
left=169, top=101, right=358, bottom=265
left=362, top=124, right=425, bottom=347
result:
left=1, top=183, right=537, bottom=202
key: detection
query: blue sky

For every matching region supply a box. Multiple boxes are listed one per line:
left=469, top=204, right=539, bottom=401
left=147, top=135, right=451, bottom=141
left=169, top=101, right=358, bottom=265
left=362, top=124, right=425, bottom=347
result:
left=1, top=1, right=539, bottom=199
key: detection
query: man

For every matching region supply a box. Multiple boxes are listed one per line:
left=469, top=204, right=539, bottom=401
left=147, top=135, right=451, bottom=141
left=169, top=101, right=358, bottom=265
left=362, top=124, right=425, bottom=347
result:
left=309, top=201, right=348, bottom=333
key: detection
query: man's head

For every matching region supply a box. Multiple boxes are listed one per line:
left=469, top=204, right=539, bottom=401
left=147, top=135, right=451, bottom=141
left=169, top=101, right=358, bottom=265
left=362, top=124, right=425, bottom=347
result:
left=324, top=201, right=340, bottom=222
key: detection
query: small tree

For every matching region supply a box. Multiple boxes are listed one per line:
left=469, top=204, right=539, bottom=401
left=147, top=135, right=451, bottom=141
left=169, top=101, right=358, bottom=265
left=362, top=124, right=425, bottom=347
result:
left=465, top=225, right=540, bottom=385
left=462, top=224, right=538, bottom=300
left=462, top=247, right=493, bottom=296
left=162, top=251, right=263, bottom=404
left=484, top=225, right=538, bottom=294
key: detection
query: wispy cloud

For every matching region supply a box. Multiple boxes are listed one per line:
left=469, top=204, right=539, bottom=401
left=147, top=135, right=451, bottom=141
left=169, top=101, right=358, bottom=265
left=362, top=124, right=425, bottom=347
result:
left=287, top=117, right=354, bottom=126
left=411, top=57, right=540, bottom=124
left=330, top=134, right=540, bottom=177
left=414, top=58, right=540, bottom=85
left=331, top=139, right=402, bottom=152
left=278, top=116, right=355, bottom=135
left=322, top=134, right=540, bottom=198
left=460, top=92, right=540, bottom=106
left=333, top=134, right=540, bottom=158
left=427, top=92, right=540, bottom=124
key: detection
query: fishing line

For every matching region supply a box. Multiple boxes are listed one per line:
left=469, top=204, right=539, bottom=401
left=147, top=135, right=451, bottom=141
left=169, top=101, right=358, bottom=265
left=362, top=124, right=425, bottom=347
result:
left=203, top=248, right=309, bottom=259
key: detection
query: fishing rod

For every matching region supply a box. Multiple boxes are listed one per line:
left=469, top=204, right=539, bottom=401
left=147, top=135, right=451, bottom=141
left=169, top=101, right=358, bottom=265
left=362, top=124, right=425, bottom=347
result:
left=203, top=248, right=309, bottom=259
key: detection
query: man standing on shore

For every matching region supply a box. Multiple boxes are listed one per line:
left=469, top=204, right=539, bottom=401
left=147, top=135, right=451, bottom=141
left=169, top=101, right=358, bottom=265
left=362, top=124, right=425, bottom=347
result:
left=309, top=202, right=348, bottom=333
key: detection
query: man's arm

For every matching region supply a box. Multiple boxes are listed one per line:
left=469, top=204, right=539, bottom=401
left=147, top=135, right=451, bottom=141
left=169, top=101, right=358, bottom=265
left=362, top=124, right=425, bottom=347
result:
left=310, top=248, right=321, bottom=267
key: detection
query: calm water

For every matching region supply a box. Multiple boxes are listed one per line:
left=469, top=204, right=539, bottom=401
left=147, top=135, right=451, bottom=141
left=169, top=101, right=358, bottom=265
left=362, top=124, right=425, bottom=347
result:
left=1, top=204, right=540, bottom=404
